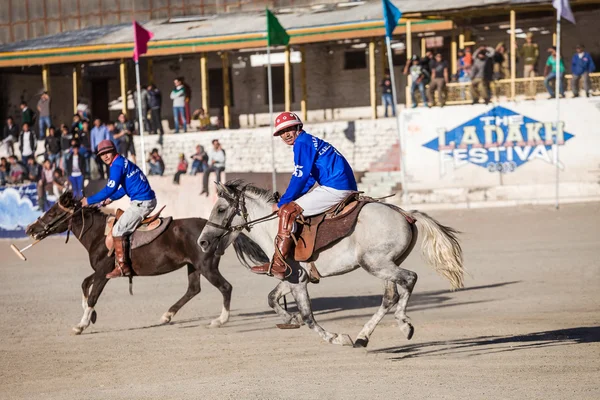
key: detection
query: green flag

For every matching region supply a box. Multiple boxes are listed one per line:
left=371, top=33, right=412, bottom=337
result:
left=266, top=9, right=289, bottom=46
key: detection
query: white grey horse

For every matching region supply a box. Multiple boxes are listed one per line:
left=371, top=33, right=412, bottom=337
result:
left=198, top=180, right=464, bottom=347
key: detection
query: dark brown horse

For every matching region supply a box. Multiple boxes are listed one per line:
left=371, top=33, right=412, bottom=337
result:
left=26, top=191, right=268, bottom=335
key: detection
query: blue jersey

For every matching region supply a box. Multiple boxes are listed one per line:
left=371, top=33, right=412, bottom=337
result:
left=87, top=155, right=155, bottom=205
left=278, top=131, right=357, bottom=207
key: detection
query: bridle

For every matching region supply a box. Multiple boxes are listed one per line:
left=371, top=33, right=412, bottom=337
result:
left=205, top=186, right=278, bottom=240
left=34, top=201, right=94, bottom=242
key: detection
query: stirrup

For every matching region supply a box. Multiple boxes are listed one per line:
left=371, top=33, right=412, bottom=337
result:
left=266, top=259, right=293, bottom=279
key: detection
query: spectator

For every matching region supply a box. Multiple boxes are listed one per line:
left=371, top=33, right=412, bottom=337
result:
left=456, top=49, right=471, bottom=100
left=519, top=32, right=539, bottom=78
left=571, top=44, right=596, bottom=98
left=2, top=116, right=19, bottom=156
left=192, top=108, right=213, bottom=130
left=71, top=114, right=83, bottom=135
left=91, top=118, right=111, bottom=179
left=7, top=155, right=26, bottom=184
left=492, top=43, right=508, bottom=99
left=52, top=168, right=69, bottom=197
left=170, top=77, right=187, bottom=133
left=27, top=156, right=42, bottom=182
left=65, top=142, right=86, bottom=198
left=173, top=153, right=188, bottom=185
left=59, top=124, right=73, bottom=170
left=201, top=139, right=226, bottom=196
left=544, top=46, right=565, bottom=98
left=403, top=55, right=429, bottom=108
left=470, top=48, right=493, bottom=105
left=37, top=159, right=54, bottom=207
left=147, top=84, right=165, bottom=144
left=380, top=69, right=395, bottom=117
left=190, top=145, right=209, bottom=175
left=76, top=99, right=89, bottom=120
left=114, top=113, right=137, bottom=163
left=463, top=47, right=473, bottom=73
left=420, top=51, right=435, bottom=85
left=45, top=126, right=61, bottom=168
left=106, top=121, right=119, bottom=147
left=134, top=86, right=151, bottom=134
left=76, top=120, right=92, bottom=178
left=0, top=157, right=8, bottom=185
left=20, top=101, right=35, bottom=127
left=147, top=148, right=165, bottom=176
left=37, top=92, right=52, bottom=140
left=19, top=123, right=37, bottom=163
left=428, top=53, right=449, bottom=107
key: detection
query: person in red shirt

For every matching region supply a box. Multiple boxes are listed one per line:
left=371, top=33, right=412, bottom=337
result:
left=173, top=153, right=188, bottom=185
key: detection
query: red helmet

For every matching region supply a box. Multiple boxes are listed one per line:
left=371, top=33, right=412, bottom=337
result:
left=96, top=139, right=117, bottom=156
left=273, top=112, right=303, bottom=136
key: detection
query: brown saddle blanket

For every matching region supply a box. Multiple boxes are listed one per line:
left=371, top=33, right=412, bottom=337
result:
left=294, top=193, right=415, bottom=263
left=105, top=206, right=172, bottom=252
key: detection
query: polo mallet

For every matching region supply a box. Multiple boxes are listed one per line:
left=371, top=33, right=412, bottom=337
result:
left=10, top=240, right=42, bottom=262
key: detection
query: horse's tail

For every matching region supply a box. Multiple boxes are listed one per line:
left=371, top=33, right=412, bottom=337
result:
left=409, top=210, right=465, bottom=290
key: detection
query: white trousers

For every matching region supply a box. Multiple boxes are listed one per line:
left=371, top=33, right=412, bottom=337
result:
left=112, top=198, right=157, bottom=237
left=295, top=186, right=355, bottom=217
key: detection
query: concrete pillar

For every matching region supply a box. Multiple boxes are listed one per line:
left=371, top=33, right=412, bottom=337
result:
left=72, top=65, right=79, bottom=114
left=221, top=52, right=231, bottom=129
left=200, top=52, right=209, bottom=116
left=369, top=40, right=377, bottom=119
left=284, top=45, right=291, bottom=111
left=42, top=65, right=50, bottom=94
left=300, top=45, right=307, bottom=121
left=510, top=10, right=517, bottom=100
left=120, top=59, right=128, bottom=116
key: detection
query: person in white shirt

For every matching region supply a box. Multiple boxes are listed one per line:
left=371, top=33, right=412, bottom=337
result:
left=200, top=139, right=226, bottom=196
left=19, top=123, right=37, bottom=163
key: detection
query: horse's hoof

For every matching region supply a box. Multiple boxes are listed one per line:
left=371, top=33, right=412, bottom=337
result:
left=400, top=323, right=414, bottom=340
left=71, top=327, right=83, bottom=335
left=331, top=334, right=354, bottom=346
left=160, top=312, right=174, bottom=324
left=90, top=310, right=97, bottom=324
left=353, top=338, right=369, bottom=348
left=208, top=319, right=222, bottom=328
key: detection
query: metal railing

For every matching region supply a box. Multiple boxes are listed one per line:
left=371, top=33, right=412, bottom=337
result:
left=408, top=72, right=600, bottom=107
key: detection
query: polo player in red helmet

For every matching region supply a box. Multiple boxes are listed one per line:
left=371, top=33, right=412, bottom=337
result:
left=250, top=112, right=357, bottom=280
left=81, top=140, right=156, bottom=279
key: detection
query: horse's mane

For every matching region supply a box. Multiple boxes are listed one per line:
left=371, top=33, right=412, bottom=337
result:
left=223, top=179, right=276, bottom=204
left=232, top=233, right=269, bottom=269
left=58, top=191, right=110, bottom=218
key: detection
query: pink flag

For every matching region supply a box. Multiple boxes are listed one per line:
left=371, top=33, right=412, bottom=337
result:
left=133, top=21, right=154, bottom=61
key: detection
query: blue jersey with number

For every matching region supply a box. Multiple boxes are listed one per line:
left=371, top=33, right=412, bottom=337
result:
left=87, top=155, right=155, bottom=205
left=278, top=131, right=357, bottom=207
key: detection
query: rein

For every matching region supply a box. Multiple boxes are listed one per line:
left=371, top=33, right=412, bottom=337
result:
left=36, top=203, right=97, bottom=243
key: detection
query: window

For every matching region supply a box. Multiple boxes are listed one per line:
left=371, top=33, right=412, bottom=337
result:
left=344, top=51, right=367, bottom=70
left=208, top=67, right=234, bottom=108
left=264, top=66, right=294, bottom=105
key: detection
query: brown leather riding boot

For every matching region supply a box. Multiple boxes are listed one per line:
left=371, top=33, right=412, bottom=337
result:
left=106, top=236, right=132, bottom=279
left=251, top=202, right=303, bottom=280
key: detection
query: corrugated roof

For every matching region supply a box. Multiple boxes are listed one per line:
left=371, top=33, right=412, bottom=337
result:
left=0, top=0, right=552, bottom=53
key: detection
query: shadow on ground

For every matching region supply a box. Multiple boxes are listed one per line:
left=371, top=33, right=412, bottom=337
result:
left=372, top=326, right=600, bottom=360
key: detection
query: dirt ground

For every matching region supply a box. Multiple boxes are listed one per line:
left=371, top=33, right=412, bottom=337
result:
left=1, top=203, right=599, bottom=399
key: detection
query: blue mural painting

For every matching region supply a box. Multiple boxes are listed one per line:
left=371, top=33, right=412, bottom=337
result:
left=422, top=105, right=574, bottom=173
left=0, top=183, right=43, bottom=239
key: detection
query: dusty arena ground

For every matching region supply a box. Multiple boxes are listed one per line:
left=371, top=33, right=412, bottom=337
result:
left=1, top=203, right=599, bottom=399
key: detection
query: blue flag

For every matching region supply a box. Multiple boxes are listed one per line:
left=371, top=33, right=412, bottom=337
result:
left=382, top=0, right=402, bottom=38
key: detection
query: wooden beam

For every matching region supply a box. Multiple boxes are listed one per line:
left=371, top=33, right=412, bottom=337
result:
left=120, top=59, right=128, bottom=116
left=147, top=58, right=154, bottom=85
left=72, top=65, right=79, bottom=114
left=42, top=65, right=50, bottom=94
left=200, top=52, right=209, bottom=116
left=369, top=40, right=377, bottom=119
left=421, top=37, right=426, bottom=58
left=451, top=31, right=457, bottom=75
left=510, top=10, right=516, bottom=100
left=221, top=52, right=230, bottom=129
left=284, top=45, right=291, bottom=111
left=300, top=45, right=307, bottom=121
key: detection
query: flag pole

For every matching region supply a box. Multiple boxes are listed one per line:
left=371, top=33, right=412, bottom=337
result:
left=267, top=42, right=277, bottom=193
left=554, top=13, right=561, bottom=209
left=385, top=36, right=408, bottom=205
left=134, top=60, right=147, bottom=175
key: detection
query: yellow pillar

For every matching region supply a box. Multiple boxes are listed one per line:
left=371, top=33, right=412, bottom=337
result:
left=72, top=65, right=79, bottom=114
left=420, top=37, right=426, bottom=58
left=147, top=59, right=154, bottom=85
left=552, top=33, right=557, bottom=46
left=369, top=40, right=377, bottom=119
left=459, top=32, right=465, bottom=49
left=221, top=52, right=231, bottom=129
left=451, top=31, right=457, bottom=76
left=42, top=65, right=50, bottom=94
left=284, top=45, right=291, bottom=111
left=406, top=20, right=412, bottom=107
left=200, top=52, right=209, bottom=116
left=510, top=10, right=517, bottom=100
left=300, top=45, right=307, bottom=121
left=119, top=59, right=128, bottom=116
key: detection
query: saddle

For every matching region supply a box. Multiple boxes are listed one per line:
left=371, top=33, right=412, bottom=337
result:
left=105, top=206, right=172, bottom=253
left=293, top=193, right=416, bottom=279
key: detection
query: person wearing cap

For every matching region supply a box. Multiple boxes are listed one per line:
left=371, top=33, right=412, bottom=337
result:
left=250, top=112, right=357, bottom=280
left=81, top=139, right=156, bottom=279
left=518, top=32, right=539, bottom=78
left=571, top=44, right=596, bottom=98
